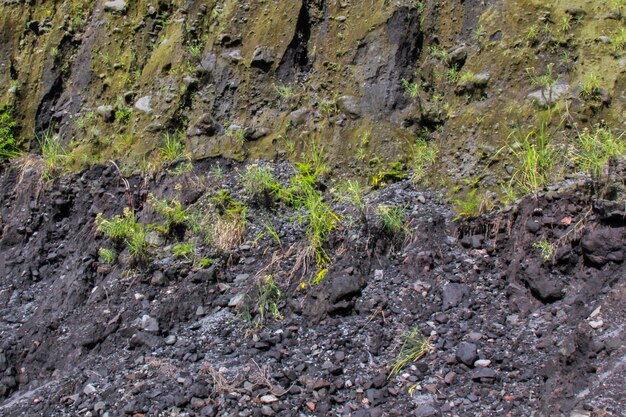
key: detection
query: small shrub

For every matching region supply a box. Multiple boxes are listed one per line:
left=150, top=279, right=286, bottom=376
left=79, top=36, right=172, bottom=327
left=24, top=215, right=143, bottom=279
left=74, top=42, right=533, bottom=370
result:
left=160, top=131, right=185, bottom=162
left=376, top=204, right=407, bottom=236
left=98, top=248, right=117, bottom=265
left=148, top=194, right=195, bottom=236
left=447, top=65, right=460, bottom=83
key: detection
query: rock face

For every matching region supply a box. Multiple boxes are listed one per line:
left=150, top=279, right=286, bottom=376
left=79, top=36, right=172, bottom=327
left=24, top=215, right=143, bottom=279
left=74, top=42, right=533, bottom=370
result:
left=581, top=228, right=625, bottom=266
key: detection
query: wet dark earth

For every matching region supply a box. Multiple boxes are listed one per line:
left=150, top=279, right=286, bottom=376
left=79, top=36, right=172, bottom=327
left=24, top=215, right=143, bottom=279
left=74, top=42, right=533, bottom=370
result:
left=0, top=161, right=624, bottom=417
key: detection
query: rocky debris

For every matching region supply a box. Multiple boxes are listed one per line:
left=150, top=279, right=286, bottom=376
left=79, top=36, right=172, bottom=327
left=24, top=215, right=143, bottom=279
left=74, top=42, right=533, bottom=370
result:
left=0, top=164, right=624, bottom=417
left=96, top=105, right=114, bottom=122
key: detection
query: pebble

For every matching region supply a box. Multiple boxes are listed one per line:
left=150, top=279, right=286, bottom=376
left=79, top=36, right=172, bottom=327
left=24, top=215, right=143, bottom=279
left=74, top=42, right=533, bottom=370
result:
left=164, top=335, right=177, bottom=345
left=83, top=384, right=97, bottom=395
left=141, top=315, right=159, bottom=332
left=260, top=394, right=278, bottom=404
left=474, top=359, right=491, bottom=367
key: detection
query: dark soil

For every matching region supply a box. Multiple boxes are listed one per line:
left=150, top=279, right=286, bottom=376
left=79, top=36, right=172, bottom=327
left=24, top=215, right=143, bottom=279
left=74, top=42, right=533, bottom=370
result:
left=0, top=161, right=624, bottom=417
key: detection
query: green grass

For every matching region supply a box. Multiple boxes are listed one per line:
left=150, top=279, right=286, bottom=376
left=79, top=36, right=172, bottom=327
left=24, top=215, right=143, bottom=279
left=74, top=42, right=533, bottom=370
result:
left=388, top=328, right=433, bottom=379
left=429, top=45, right=447, bottom=61
left=160, top=131, right=185, bottom=162
left=452, top=188, right=493, bottom=220
left=274, top=84, right=295, bottom=100
left=458, top=70, right=478, bottom=85
left=115, top=105, right=132, bottom=123
left=0, top=104, right=21, bottom=161
left=148, top=194, right=199, bottom=235
left=336, top=179, right=367, bottom=219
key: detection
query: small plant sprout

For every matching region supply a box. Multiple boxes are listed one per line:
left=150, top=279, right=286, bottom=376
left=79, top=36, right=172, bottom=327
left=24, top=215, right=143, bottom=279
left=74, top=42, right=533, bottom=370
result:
left=171, top=242, right=195, bottom=259
left=196, top=257, right=215, bottom=268
left=401, top=79, right=420, bottom=98
left=533, top=240, right=554, bottom=262
left=526, top=63, right=557, bottom=90
left=274, top=84, right=295, bottom=100
left=388, top=328, right=433, bottom=379
left=98, top=248, right=117, bottom=265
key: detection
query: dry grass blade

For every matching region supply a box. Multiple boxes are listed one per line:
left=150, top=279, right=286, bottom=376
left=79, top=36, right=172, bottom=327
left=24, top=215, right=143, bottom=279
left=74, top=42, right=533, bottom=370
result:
left=388, top=329, right=433, bottom=379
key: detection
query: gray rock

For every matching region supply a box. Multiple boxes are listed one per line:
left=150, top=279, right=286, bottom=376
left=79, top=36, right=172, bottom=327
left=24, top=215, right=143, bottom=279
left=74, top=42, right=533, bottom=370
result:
left=164, top=335, right=177, bottom=345
left=94, top=402, right=106, bottom=413
left=288, top=108, right=310, bottom=126
left=228, top=293, right=246, bottom=308
left=129, top=331, right=162, bottom=349
left=0, top=353, right=6, bottom=372
left=415, top=405, right=439, bottom=417
left=456, top=342, right=478, bottom=366
left=447, top=44, right=468, bottom=66
left=471, top=367, right=497, bottom=381
left=527, top=83, right=569, bottom=107
left=250, top=46, right=275, bottom=70
left=150, top=270, right=166, bottom=286
left=190, top=267, right=217, bottom=283
left=104, top=0, right=127, bottom=12
left=83, top=383, right=97, bottom=395
left=244, top=126, right=271, bottom=141
left=474, top=359, right=491, bottom=367
left=581, top=228, right=625, bottom=266
left=187, top=113, right=216, bottom=138
left=96, top=105, right=114, bottom=122
left=134, top=96, right=152, bottom=114
left=441, top=283, right=468, bottom=310
left=141, top=315, right=159, bottom=333
left=221, top=50, right=242, bottom=63
left=336, top=95, right=361, bottom=119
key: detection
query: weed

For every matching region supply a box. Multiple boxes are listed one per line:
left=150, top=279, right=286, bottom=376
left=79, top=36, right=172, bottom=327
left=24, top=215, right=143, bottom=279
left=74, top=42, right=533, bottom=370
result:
left=187, top=40, right=204, bottom=60
left=447, top=64, right=460, bottom=83
left=274, top=84, right=295, bottom=100
left=319, top=97, right=338, bottom=115
left=38, top=129, right=67, bottom=177
left=98, top=248, right=117, bottom=264
left=148, top=194, right=194, bottom=235
left=239, top=164, right=281, bottom=205
left=171, top=242, right=195, bottom=259
left=472, top=25, right=485, bottom=41
left=0, top=104, right=21, bottom=161
left=410, top=138, right=438, bottom=183
left=257, top=275, right=282, bottom=323
left=506, top=123, right=560, bottom=195
left=261, top=219, right=281, bottom=246
left=115, top=105, right=132, bottom=123
left=171, top=161, right=193, bottom=176
left=401, top=79, right=420, bottom=98
left=533, top=240, right=553, bottom=262
left=429, top=45, right=447, bottom=61
left=580, top=72, right=601, bottom=98
left=336, top=179, right=367, bottom=219
left=371, top=161, right=407, bottom=188
left=526, top=63, right=557, bottom=90
left=96, top=208, right=148, bottom=259
left=376, top=204, right=407, bottom=236
left=458, top=70, right=478, bottom=85
left=558, top=16, right=571, bottom=33
left=196, top=257, right=215, bottom=268
left=570, top=126, right=625, bottom=194
left=160, top=131, right=185, bottom=162
left=526, top=24, right=539, bottom=42
left=226, top=126, right=246, bottom=146
left=452, top=188, right=493, bottom=220
left=312, top=268, right=328, bottom=285
left=388, top=328, right=433, bottom=379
